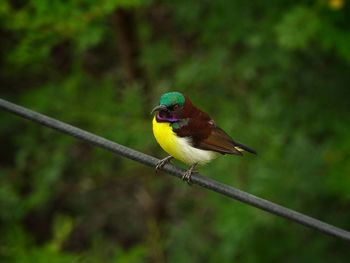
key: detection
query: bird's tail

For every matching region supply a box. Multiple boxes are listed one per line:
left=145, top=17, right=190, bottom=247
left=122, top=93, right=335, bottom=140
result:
left=233, top=141, right=257, bottom=155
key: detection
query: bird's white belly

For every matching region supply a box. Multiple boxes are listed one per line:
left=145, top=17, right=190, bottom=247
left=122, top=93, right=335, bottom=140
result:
left=175, top=136, right=217, bottom=165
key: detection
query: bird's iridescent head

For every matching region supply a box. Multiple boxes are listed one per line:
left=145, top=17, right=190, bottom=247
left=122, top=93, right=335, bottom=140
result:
left=151, top=91, right=186, bottom=122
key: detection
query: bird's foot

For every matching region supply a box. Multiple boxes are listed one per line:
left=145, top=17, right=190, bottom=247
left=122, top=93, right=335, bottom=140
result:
left=155, top=156, right=173, bottom=173
left=182, top=163, right=198, bottom=184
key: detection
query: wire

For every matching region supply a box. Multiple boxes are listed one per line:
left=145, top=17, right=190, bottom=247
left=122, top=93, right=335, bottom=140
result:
left=1, top=97, right=350, bottom=242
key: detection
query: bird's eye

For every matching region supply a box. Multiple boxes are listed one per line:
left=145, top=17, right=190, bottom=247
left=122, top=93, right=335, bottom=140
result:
left=173, top=104, right=179, bottom=110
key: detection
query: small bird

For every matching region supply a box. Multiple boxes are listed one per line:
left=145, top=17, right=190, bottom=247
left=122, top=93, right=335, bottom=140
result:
left=151, top=91, right=256, bottom=182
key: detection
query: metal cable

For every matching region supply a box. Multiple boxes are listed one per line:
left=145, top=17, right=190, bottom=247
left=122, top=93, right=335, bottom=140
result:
left=1, top=97, right=350, bottom=242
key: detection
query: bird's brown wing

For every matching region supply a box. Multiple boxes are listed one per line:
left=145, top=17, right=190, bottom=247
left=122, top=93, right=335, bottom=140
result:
left=195, top=126, right=243, bottom=155
left=174, top=116, right=243, bottom=155
left=173, top=100, right=256, bottom=155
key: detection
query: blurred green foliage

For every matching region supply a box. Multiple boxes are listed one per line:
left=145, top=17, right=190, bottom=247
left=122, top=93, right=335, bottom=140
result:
left=1, top=0, right=350, bottom=262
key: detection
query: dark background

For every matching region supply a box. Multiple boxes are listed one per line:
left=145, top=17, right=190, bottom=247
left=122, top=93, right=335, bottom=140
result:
left=1, top=0, right=350, bottom=262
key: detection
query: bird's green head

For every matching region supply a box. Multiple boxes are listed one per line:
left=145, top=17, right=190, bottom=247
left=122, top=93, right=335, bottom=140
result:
left=151, top=91, right=186, bottom=122
left=159, top=92, right=185, bottom=107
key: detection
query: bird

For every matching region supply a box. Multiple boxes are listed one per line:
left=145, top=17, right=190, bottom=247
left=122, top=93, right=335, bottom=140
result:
left=151, top=91, right=256, bottom=182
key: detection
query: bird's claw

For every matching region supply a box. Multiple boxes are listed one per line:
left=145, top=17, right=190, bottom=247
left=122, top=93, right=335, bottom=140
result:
left=181, top=163, right=198, bottom=184
left=155, top=156, right=173, bottom=173
left=181, top=171, right=193, bottom=184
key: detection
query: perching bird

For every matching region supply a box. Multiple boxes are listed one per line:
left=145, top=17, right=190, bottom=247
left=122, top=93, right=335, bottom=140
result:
left=151, top=91, right=256, bottom=181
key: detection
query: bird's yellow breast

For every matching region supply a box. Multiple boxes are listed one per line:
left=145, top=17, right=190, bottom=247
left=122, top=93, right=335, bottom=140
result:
left=152, top=116, right=184, bottom=162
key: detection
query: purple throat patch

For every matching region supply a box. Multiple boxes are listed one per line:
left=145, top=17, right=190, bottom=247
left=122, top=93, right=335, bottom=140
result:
left=156, top=111, right=179, bottom=122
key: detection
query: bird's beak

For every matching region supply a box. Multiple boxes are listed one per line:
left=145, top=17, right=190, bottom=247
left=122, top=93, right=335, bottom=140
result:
left=151, top=105, right=167, bottom=115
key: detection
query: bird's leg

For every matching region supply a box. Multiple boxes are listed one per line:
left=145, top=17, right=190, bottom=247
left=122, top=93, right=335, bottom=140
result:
left=155, top=156, right=173, bottom=172
left=182, top=163, right=198, bottom=183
